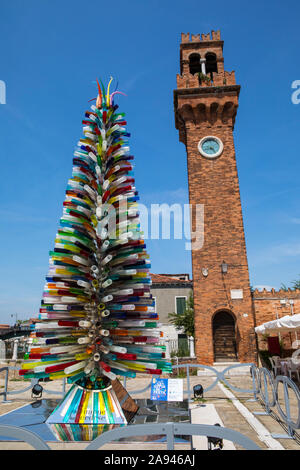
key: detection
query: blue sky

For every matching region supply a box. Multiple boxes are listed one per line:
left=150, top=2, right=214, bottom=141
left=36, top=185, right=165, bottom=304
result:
left=0, top=0, right=300, bottom=323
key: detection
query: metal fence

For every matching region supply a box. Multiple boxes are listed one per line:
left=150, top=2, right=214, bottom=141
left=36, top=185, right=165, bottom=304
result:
left=0, top=422, right=260, bottom=450
left=122, top=362, right=300, bottom=440
left=251, top=366, right=300, bottom=440
left=85, top=422, right=260, bottom=450
left=0, top=366, right=66, bottom=403
left=1, top=362, right=300, bottom=442
left=122, top=362, right=257, bottom=400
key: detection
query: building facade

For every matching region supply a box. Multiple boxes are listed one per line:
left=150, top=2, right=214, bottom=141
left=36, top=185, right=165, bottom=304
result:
left=172, top=30, right=300, bottom=365
left=174, top=30, right=257, bottom=364
left=150, top=274, right=193, bottom=354
left=253, top=288, right=300, bottom=352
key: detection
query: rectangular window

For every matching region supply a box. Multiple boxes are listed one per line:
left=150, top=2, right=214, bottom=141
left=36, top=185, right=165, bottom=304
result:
left=175, top=296, right=187, bottom=315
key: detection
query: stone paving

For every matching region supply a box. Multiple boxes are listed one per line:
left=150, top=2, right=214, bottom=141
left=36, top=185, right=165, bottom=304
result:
left=0, top=368, right=299, bottom=450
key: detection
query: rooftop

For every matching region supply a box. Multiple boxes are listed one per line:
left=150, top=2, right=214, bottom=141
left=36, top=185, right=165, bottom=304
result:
left=150, top=273, right=192, bottom=285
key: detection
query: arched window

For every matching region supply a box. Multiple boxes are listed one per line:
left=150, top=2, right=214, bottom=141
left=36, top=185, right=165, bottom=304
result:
left=205, top=53, right=218, bottom=80
left=189, top=53, right=201, bottom=75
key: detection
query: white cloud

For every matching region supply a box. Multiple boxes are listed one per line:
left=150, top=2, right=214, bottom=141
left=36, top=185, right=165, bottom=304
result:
left=250, top=241, right=300, bottom=265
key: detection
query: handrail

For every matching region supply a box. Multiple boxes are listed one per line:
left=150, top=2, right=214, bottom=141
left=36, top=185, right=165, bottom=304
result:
left=0, top=366, right=66, bottom=401
left=2, top=362, right=300, bottom=441
left=0, top=425, right=50, bottom=450
left=256, top=369, right=300, bottom=438
left=85, top=422, right=261, bottom=450
left=0, top=422, right=260, bottom=450
left=122, top=362, right=300, bottom=440
left=123, top=362, right=258, bottom=401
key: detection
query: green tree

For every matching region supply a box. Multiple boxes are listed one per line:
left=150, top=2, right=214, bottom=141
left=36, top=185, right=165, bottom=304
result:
left=281, top=276, right=300, bottom=291
left=291, top=278, right=300, bottom=289
left=168, top=294, right=195, bottom=337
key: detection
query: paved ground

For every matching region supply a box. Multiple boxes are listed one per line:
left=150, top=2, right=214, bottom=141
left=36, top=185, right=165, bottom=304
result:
left=0, top=367, right=299, bottom=450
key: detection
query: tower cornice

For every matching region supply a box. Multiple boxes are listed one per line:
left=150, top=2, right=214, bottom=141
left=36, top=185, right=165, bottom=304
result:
left=174, top=85, right=241, bottom=144
left=180, top=40, right=224, bottom=50
left=174, top=84, right=240, bottom=102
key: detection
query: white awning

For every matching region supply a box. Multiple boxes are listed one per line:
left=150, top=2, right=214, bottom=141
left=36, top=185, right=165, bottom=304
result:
left=255, top=313, right=300, bottom=334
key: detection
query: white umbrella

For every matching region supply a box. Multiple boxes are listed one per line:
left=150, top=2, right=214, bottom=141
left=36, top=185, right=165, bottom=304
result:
left=255, top=313, right=300, bottom=334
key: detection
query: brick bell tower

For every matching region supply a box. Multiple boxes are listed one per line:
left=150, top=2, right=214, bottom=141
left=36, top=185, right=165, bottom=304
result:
left=174, top=31, right=257, bottom=365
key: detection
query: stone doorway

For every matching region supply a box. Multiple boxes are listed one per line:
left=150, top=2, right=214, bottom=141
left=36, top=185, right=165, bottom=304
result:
left=213, top=311, right=238, bottom=362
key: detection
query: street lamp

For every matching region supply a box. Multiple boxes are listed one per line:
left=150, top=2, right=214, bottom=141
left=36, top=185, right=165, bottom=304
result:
left=31, top=383, right=43, bottom=399
left=221, top=261, right=228, bottom=274
left=193, top=384, right=204, bottom=399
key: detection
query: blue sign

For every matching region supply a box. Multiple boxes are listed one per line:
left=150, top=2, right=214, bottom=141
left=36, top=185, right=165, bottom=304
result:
left=151, top=378, right=168, bottom=401
left=150, top=378, right=183, bottom=402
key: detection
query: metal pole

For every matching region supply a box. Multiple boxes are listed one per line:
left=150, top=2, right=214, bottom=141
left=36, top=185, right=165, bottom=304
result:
left=275, top=306, right=281, bottom=341
left=290, top=300, right=298, bottom=342
left=2, top=368, right=11, bottom=403
left=165, top=423, right=174, bottom=450
left=283, top=380, right=294, bottom=437
left=186, top=364, right=191, bottom=402
left=263, top=370, right=271, bottom=415
left=250, top=366, right=259, bottom=401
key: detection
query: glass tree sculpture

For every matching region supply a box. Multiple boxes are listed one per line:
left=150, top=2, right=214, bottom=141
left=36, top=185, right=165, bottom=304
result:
left=19, top=79, right=172, bottom=435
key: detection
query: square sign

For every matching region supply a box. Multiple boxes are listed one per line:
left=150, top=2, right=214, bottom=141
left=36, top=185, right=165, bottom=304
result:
left=230, top=289, right=243, bottom=299
left=150, top=378, right=183, bottom=402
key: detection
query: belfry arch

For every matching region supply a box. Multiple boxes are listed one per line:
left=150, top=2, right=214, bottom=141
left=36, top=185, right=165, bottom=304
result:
left=188, top=53, right=201, bottom=75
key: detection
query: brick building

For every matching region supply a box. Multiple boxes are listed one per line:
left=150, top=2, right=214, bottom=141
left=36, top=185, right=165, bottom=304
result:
left=150, top=273, right=193, bottom=353
left=253, top=288, right=300, bottom=352
left=173, top=30, right=300, bottom=365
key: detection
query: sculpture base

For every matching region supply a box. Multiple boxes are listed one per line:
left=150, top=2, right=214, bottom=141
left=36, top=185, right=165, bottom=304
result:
left=46, top=378, right=139, bottom=428
left=0, top=397, right=189, bottom=443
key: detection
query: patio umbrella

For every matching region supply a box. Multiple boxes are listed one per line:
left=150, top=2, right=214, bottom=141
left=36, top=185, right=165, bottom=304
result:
left=255, top=313, right=300, bottom=334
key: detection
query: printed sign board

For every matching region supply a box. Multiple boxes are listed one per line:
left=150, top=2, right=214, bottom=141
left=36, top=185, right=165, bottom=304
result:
left=150, top=378, right=183, bottom=402
left=230, top=289, right=243, bottom=299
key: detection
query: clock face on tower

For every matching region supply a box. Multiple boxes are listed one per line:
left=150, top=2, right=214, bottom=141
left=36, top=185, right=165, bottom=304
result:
left=198, top=136, right=223, bottom=159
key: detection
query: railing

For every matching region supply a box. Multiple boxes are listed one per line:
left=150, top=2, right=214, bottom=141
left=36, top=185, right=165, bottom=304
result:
left=85, top=422, right=260, bottom=450
left=122, top=362, right=256, bottom=401
left=0, top=423, right=260, bottom=450
left=1, top=362, right=300, bottom=442
left=0, top=366, right=66, bottom=402
left=122, top=362, right=300, bottom=441
left=0, top=425, right=50, bottom=450
left=0, top=327, right=31, bottom=341
left=169, top=339, right=178, bottom=353
left=251, top=366, right=300, bottom=440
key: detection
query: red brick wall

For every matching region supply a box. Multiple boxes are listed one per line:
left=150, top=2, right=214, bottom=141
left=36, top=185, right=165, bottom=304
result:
left=184, top=121, right=257, bottom=365
left=253, top=288, right=300, bottom=351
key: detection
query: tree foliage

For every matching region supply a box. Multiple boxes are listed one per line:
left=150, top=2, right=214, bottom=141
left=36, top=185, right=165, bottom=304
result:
left=281, top=276, right=300, bottom=291
left=168, top=294, right=195, bottom=337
